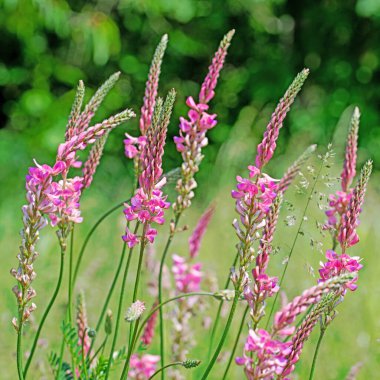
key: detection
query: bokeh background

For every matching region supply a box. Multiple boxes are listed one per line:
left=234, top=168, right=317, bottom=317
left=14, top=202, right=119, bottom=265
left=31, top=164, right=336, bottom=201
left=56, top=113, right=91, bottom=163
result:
left=1, top=0, right=379, bottom=379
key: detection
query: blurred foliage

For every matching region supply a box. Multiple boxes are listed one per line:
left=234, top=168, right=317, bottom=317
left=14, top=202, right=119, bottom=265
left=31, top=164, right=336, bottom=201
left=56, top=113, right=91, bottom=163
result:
left=1, top=0, right=380, bottom=204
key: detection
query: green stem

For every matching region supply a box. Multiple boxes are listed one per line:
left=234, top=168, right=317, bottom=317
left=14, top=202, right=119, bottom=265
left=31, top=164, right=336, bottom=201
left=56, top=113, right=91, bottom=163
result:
left=309, top=328, right=326, bottom=380
left=265, top=160, right=324, bottom=329
left=208, top=252, right=239, bottom=359
left=72, top=200, right=127, bottom=286
left=148, top=362, right=183, bottom=380
left=104, top=223, right=139, bottom=380
left=24, top=246, right=66, bottom=378
left=89, top=336, right=107, bottom=366
left=17, top=322, right=24, bottom=380
left=222, top=305, right=248, bottom=379
left=132, top=223, right=148, bottom=303
left=201, top=291, right=240, bottom=380
left=122, top=292, right=215, bottom=380
left=68, top=229, right=74, bottom=324
left=88, top=240, right=129, bottom=354
left=158, top=214, right=181, bottom=380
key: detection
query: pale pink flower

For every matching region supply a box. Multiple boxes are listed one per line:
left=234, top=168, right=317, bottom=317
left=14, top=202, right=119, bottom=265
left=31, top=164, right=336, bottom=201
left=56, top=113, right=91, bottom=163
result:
left=129, top=354, right=160, bottom=379
left=188, top=204, right=215, bottom=258
left=172, top=254, right=202, bottom=294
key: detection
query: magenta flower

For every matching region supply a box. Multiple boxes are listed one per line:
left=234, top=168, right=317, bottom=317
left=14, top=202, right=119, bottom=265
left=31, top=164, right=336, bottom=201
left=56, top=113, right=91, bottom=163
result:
left=319, top=250, right=362, bottom=291
left=172, top=254, right=202, bottom=294
left=173, top=30, right=234, bottom=214
left=129, top=354, right=160, bottom=380
left=325, top=190, right=352, bottom=229
left=236, top=329, right=292, bottom=380
left=123, top=91, right=175, bottom=247
left=124, top=134, right=147, bottom=159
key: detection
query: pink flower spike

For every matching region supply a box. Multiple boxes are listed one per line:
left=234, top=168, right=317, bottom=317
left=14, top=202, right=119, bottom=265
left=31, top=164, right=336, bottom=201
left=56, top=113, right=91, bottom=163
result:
left=199, top=30, right=235, bottom=104
left=189, top=204, right=215, bottom=258
left=341, top=107, right=360, bottom=192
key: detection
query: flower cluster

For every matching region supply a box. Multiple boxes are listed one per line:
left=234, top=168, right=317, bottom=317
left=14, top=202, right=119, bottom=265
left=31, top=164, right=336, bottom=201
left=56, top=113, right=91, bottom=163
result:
left=236, top=329, right=292, bottom=380
left=172, top=254, right=202, bottom=294
left=237, top=275, right=354, bottom=379
left=173, top=30, right=234, bottom=214
left=123, top=90, right=175, bottom=247
left=129, top=354, right=160, bottom=380
left=324, top=108, right=359, bottom=233
left=11, top=74, right=134, bottom=328
left=124, top=34, right=167, bottom=166
left=231, top=167, right=278, bottom=291
left=319, top=250, right=362, bottom=291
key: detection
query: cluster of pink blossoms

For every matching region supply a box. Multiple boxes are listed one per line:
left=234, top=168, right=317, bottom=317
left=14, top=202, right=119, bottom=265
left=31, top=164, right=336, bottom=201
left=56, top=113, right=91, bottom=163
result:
left=173, top=97, right=217, bottom=153
left=123, top=187, right=170, bottom=248
left=172, top=254, right=202, bottom=294
left=128, top=354, right=160, bottom=379
left=236, top=329, right=291, bottom=380
left=319, top=250, right=362, bottom=291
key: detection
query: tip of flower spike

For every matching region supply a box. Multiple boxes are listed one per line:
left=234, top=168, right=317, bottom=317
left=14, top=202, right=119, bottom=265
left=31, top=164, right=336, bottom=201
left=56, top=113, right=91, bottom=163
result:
left=353, top=106, right=360, bottom=119
left=182, top=359, right=201, bottom=369
left=308, top=144, right=317, bottom=153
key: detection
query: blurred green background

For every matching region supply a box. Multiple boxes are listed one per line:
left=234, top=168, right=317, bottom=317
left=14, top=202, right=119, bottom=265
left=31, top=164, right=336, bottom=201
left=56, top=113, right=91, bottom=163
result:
left=1, top=0, right=379, bottom=379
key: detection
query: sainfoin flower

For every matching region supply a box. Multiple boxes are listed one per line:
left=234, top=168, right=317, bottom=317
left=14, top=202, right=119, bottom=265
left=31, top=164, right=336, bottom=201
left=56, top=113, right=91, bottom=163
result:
left=324, top=108, right=360, bottom=233
left=11, top=74, right=134, bottom=328
left=129, top=354, right=160, bottom=379
left=338, top=160, right=372, bottom=251
left=123, top=90, right=175, bottom=247
left=172, top=254, right=202, bottom=294
left=231, top=69, right=309, bottom=293
left=124, top=34, right=167, bottom=163
left=189, top=204, right=215, bottom=258
left=173, top=30, right=234, bottom=214
left=236, top=329, right=292, bottom=380
left=319, top=250, right=362, bottom=291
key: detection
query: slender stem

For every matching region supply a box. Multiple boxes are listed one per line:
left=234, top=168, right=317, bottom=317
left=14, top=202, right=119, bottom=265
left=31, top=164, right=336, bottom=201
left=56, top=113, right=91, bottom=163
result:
left=121, top=292, right=215, bottom=380
left=72, top=200, right=127, bottom=286
left=309, top=328, right=326, bottom=380
left=158, top=214, right=181, bottom=380
left=88, top=239, right=129, bottom=354
left=132, top=223, right=148, bottom=303
left=265, top=160, right=324, bottom=329
left=149, top=362, right=183, bottom=380
left=89, top=336, right=107, bottom=366
left=16, top=322, right=24, bottom=380
left=201, top=291, right=240, bottom=380
left=104, top=223, right=139, bottom=380
left=222, top=305, right=248, bottom=379
left=68, top=229, right=74, bottom=324
left=208, top=252, right=239, bottom=359
left=120, top=319, right=140, bottom=380
left=24, top=246, right=66, bottom=378
left=81, top=329, right=88, bottom=379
